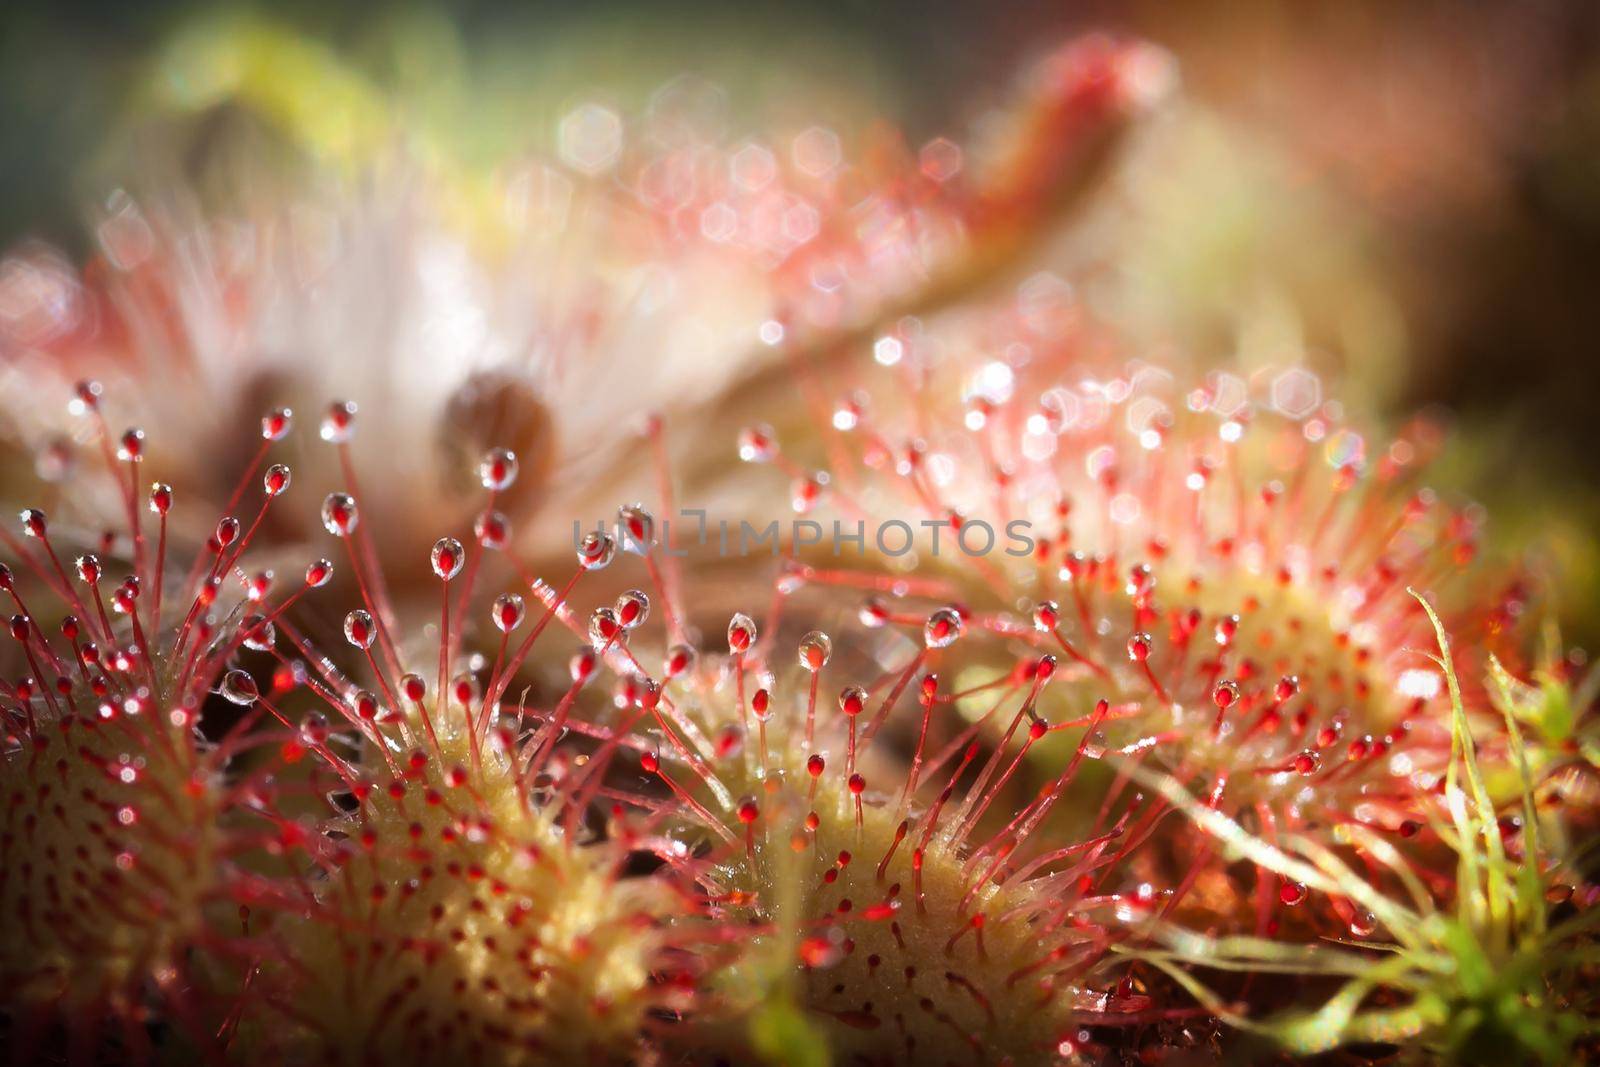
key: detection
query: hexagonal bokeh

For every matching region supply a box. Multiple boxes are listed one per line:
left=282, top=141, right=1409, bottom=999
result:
left=918, top=137, right=963, bottom=182
left=558, top=103, right=623, bottom=176
left=792, top=125, right=841, bottom=178
left=730, top=142, right=778, bottom=192
left=700, top=201, right=738, bottom=243
left=1271, top=367, right=1322, bottom=419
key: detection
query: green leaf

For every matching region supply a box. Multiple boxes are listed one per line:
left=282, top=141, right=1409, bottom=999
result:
left=1411, top=589, right=1510, bottom=944
left=750, top=994, right=831, bottom=1067
left=1486, top=654, right=1547, bottom=933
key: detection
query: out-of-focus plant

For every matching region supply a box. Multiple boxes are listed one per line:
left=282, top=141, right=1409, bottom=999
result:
left=0, top=18, right=1165, bottom=607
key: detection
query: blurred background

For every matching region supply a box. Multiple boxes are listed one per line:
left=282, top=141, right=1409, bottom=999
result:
left=2, top=0, right=1598, bottom=640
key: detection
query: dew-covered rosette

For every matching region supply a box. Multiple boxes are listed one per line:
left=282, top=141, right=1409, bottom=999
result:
left=561, top=544, right=1168, bottom=1064
left=726, top=299, right=1546, bottom=996
left=0, top=386, right=306, bottom=1057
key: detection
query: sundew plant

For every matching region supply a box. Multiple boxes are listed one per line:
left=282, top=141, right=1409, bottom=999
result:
left=0, top=7, right=1596, bottom=1066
